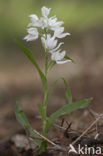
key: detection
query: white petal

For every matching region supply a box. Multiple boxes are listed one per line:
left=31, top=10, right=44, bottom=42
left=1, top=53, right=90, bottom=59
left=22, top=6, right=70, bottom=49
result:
left=49, top=38, right=57, bottom=50
left=54, top=27, right=70, bottom=38
left=27, top=28, right=38, bottom=34
left=56, top=32, right=70, bottom=38
left=55, top=27, right=64, bottom=34
left=29, top=14, right=38, bottom=21
left=51, top=50, right=60, bottom=60
left=41, top=34, right=58, bottom=51
left=54, top=27, right=64, bottom=36
left=49, top=16, right=57, bottom=23
left=56, top=60, right=71, bottom=64
left=28, top=14, right=40, bottom=27
left=51, top=50, right=65, bottom=61
left=50, top=22, right=64, bottom=31
left=24, top=34, right=38, bottom=41
left=57, top=50, right=66, bottom=60
left=39, top=17, right=48, bottom=29
left=48, top=16, right=57, bottom=25
left=41, top=6, right=51, bottom=17
left=24, top=28, right=38, bottom=41
left=51, top=42, right=64, bottom=53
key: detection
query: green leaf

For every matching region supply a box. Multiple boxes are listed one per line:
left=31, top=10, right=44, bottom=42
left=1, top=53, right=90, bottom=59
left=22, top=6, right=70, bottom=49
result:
left=16, top=41, right=47, bottom=91
left=62, top=78, right=72, bottom=104
left=15, top=104, right=41, bottom=146
left=64, top=55, right=74, bottom=63
left=15, top=105, right=30, bottom=128
left=46, top=98, right=92, bottom=133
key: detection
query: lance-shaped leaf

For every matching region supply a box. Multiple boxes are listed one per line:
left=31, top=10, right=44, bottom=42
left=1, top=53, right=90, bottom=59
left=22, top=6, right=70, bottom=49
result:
left=62, top=78, right=72, bottom=104
left=46, top=98, right=92, bottom=133
left=16, top=41, right=47, bottom=91
left=15, top=105, right=41, bottom=146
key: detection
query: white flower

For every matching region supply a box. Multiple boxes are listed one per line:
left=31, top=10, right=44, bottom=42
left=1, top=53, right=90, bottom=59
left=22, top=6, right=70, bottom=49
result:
left=48, top=16, right=64, bottom=31
left=24, top=28, right=38, bottom=41
left=51, top=50, right=71, bottom=64
left=54, top=27, right=70, bottom=38
left=28, top=14, right=40, bottom=27
left=41, top=34, right=57, bottom=52
left=50, top=42, right=64, bottom=53
left=39, top=17, right=48, bottom=29
left=48, top=16, right=63, bottom=29
left=41, top=6, right=51, bottom=17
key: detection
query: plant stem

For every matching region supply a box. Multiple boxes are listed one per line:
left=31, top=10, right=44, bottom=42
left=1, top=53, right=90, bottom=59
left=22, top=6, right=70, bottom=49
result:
left=45, top=50, right=49, bottom=77
left=40, top=50, right=49, bottom=152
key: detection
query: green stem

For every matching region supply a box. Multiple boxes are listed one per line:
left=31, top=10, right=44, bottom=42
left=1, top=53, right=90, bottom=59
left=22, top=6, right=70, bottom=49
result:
left=45, top=50, right=49, bottom=77
left=40, top=49, right=49, bottom=152
left=40, top=91, right=48, bottom=152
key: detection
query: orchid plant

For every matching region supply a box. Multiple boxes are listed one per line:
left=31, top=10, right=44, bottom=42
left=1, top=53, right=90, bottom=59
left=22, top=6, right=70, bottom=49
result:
left=15, top=6, right=92, bottom=152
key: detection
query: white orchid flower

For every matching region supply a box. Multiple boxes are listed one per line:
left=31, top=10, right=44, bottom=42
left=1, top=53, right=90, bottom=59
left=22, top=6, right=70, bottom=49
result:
left=48, top=16, right=64, bottom=31
left=51, top=21, right=64, bottom=31
left=41, top=34, right=57, bottom=52
left=41, top=6, right=51, bottom=17
left=24, top=28, right=38, bottom=41
left=28, top=14, right=41, bottom=27
left=50, top=42, right=64, bottom=53
left=51, top=50, right=71, bottom=64
left=28, top=6, right=51, bottom=29
left=39, top=17, right=48, bottom=29
left=54, top=27, right=70, bottom=38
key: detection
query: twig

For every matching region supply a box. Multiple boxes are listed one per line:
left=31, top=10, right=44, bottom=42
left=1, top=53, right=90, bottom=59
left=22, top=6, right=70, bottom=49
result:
left=61, top=118, right=64, bottom=127
left=70, top=115, right=103, bottom=147
left=32, top=129, right=66, bottom=152
left=33, top=129, right=56, bottom=146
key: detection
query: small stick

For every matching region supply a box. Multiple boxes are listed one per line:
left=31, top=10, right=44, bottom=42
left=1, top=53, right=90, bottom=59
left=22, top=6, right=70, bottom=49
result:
left=33, top=129, right=56, bottom=146
left=65, top=122, right=72, bottom=131
left=32, top=129, right=67, bottom=152
left=64, top=122, right=72, bottom=137
left=70, top=115, right=103, bottom=147
left=61, top=118, right=64, bottom=127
